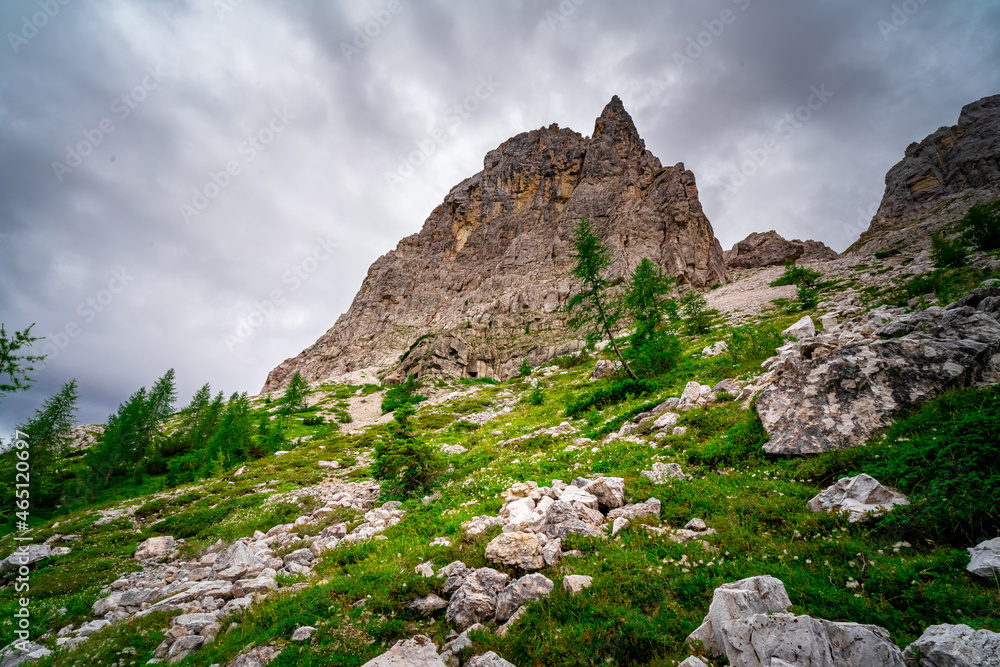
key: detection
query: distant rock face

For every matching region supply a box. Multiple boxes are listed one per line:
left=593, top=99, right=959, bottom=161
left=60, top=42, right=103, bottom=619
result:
left=849, top=94, right=1000, bottom=255
left=724, top=230, right=837, bottom=269
left=263, top=96, right=728, bottom=391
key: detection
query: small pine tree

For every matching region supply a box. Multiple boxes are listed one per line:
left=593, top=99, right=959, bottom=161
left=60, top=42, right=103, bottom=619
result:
left=930, top=233, right=968, bottom=269
left=0, top=323, right=46, bottom=403
left=282, top=371, right=309, bottom=414
left=373, top=401, right=441, bottom=497
left=567, top=217, right=637, bottom=379
left=15, top=380, right=79, bottom=509
left=519, top=358, right=532, bottom=378
left=528, top=381, right=544, bottom=405
left=960, top=201, right=1000, bottom=251
left=679, top=289, right=712, bottom=335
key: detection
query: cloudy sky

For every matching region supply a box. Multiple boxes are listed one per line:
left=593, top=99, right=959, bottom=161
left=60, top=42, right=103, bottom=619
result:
left=1, top=0, right=998, bottom=438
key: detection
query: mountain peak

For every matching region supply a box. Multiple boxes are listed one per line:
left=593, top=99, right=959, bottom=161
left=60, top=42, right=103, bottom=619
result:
left=593, top=95, right=644, bottom=152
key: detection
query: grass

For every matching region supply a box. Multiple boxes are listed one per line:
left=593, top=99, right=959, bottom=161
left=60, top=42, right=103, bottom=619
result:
left=3, top=284, right=998, bottom=666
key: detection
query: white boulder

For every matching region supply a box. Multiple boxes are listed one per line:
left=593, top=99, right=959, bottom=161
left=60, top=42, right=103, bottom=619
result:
left=807, top=474, right=909, bottom=522
left=966, top=537, right=1000, bottom=580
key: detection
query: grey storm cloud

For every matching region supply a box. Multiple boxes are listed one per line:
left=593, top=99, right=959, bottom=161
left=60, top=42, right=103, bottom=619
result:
left=1, top=0, right=999, bottom=438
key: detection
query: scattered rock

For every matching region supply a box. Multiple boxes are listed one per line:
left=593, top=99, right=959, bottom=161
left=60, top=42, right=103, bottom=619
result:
left=485, top=533, right=544, bottom=571
left=0, top=545, right=51, bottom=572
left=495, top=573, right=554, bottom=623
left=290, top=626, right=316, bottom=642
left=591, top=359, right=623, bottom=380
left=966, top=537, right=1000, bottom=580
left=466, top=653, right=517, bottom=667
left=562, top=575, right=593, bottom=595
left=782, top=315, right=816, bottom=340
left=318, top=460, right=340, bottom=469
left=641, top=462, right=686, bottom=483
left=807, top=474, right=909, bottom=522
left=360, top=635, right=445, bottom=667
left=0, top=641, right=52, bottom=667
left=445, top=568, right=509, bottom=629
left=415, top=561, right=435, bottom=578
left=757, top=289, right=1000, bottom=455
left=702, top=341, right=728, bottom=357
left=442, top=444, right=468, bottom=455
left=903, top=623, right=1000, bottom=666
left=409, top=594, right=448, bottom=616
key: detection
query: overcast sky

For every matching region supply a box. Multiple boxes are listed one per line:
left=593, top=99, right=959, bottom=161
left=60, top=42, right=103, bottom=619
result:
left=1, top=0, right=998, bottom=439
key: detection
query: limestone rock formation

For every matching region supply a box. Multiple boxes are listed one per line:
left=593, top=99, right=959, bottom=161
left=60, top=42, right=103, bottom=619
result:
left=263, top=97, right=728, bottom=391
left=688, top=575, right=907, bottom=667
left=903, top=623, right=1000, bottom=667
left=807, top=474, right=909, bottom=522
left=849, top=94, right=1000, bottom=255
left=756, top=288, right=1000, bottom=455
left=724, top=230, right=837, bottom=268
left=966, top=537, right=1000, bottom=580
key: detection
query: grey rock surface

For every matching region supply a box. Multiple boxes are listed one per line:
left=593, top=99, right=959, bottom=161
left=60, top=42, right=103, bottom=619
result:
left=966, top=537, right=1000, bottom=580
left=725, top=230, right=837, bottom=268
left=807, top=474, right=909, bottom=522
left=902, top=623, right=1000, bottom=666
left=757, top=289, right=1000, bottom=454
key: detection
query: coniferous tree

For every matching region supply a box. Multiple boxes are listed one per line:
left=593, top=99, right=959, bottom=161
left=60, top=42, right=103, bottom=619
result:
left=567, top=217, right=637, bottom=379
left=281, top=371, right=309, bottom=415
left=13, top=380, right=79, bottom=508
left=0, top=323, right=45, bottom=403
left=623, top=259, right=681, bottom=377
left=206, top=392, right=254, bottom=470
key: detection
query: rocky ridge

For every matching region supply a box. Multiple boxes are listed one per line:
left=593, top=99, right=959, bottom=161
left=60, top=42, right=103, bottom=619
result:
left=724, top=230, right=838, bottom=269
left=263, top=97, right=727, bottom=392
left=850, top=93, right=1000, bottom=256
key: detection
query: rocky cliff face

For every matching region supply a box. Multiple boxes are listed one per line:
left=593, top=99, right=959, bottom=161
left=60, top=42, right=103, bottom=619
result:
left=723, top=230, right=838, bottom=269
left=263, top=97, right=728, bottom=392
left=849, top=94, right=1000, bottom=255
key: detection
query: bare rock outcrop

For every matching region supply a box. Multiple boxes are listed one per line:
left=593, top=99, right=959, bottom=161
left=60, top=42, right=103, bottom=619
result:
left=724, top=230, right=837, bottom=268
left=263, top=96, right=728, bottom=391
left=688, top=575, right=907, bottom=667
left=849, top=94, right=1000, bottom=256
left=903, top=623, right=1000, bottom=666
left=756, top=288, right=1000, bottom=455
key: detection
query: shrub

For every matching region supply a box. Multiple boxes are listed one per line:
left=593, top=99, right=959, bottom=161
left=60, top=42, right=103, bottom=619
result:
left=566, top=378, right=657, bottom=418
left=551, top=352, right=589, bottom=369
left=528, top=382, right=544, bottom=405
left=725, top=323, right=786, bottom=364
left=796, top=283, right=820, bottom=311
left=626, top=327, right=681, bottom=377
left=960, top=200, right=1000, bottom=251
left=381, top=374, right=427, bottom=414
left=770, top=260, right=822, bottom=288
left=685, top=410, right=767, bottom=467
left=930, top=233, right=967, bottom=269
left=302, top=415, right=324, bottom=426
left=519, top=358, right=532, bottom=378
left=864, top=386, right=1000, bottom=545
left=372, top=403, right=441, bottom=497
left=679, top=290, right=712, bottom=335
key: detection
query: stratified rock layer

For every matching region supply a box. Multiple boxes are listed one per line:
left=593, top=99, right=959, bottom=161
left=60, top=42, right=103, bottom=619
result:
left=263, top=97, right=727, bottom=391
left=849, top=94, right=1000, bottom=255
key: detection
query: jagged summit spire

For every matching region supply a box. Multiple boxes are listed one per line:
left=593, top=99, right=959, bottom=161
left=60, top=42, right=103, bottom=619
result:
left=593, top=95, right=643, bottom=150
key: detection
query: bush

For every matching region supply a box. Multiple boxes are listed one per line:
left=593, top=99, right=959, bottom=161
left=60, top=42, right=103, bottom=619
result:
left=551, top=352, right=589, bottom=369
left=725, top=323, right=786, bottom=364
left=528, top=382, right=544, bottom=405
left=864, top=386, right=1000, bottom=545
left=566, top=378, right=657, bottom=418
left=796, top=283, right=820, bottom=311
left=519, top=358, right=532, bottom=378
left=626, top=327, right=681, bottom=377
left=372, top=403, right=441, bottom=497
left=381, top=374, right=427, bottom=414
left=960, top=200, right=1000, bottom=251
left=685, top=410, right=768, bottom=467
left=302, top=415, right=324, bottom=426
left=679, top=290, right=712, bottom=335
left=770, top=260, right=822, bottom=288
left=930, top=233, right=967, bottom=269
